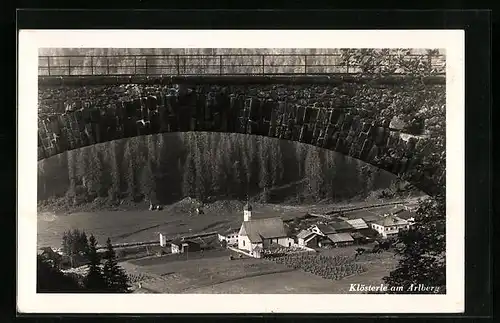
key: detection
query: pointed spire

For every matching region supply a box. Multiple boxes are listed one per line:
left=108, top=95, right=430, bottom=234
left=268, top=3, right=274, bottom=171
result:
left=243, top=195, right=252, bottom=211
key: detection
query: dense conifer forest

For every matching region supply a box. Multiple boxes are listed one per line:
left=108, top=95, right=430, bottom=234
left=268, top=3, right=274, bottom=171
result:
left=37, top=132, right=405, bottom=209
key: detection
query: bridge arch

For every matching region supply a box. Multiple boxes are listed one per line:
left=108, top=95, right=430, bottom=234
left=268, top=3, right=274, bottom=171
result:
left=37, top=76, right=445, bottom=196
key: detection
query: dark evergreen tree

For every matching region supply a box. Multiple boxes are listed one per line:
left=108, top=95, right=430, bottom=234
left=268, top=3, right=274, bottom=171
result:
left=107, top=140, right=121, bottom=201
left=383, top=195, right=446, bottom=293
left=304, top=147, right=325, bottom=200
left=37, top=256, right=81, bottom=293
left=182, top=152, right=196, bottom=198
left=102, top=238, right=131, bottom=293
left=193, top=134, right=207, bottom=201
left=258, top=137, right=272, bottom=200
left=83, top=234, right=107, bottom=292
left=139, top=161, right=155, bottom=202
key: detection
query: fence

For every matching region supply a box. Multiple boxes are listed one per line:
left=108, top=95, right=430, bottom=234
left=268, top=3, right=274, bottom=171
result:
left=38, top=53, right=446, bottom=77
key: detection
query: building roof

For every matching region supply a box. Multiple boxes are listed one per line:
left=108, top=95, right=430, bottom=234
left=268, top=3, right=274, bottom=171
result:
left=345, top=218, right=369, bottom=230
left=329, top=220, right=354, bottom=231
left=374, top=215, right=409, bottom=227
left=327, top=233, right=354, bottom=243
left=395, top=210, right=417, bottom=220
left=219, top=227, right=240, bottom=236
left=171, top=238, right=200, bottom=246
left=315, top=223, right=337, bottom=234
left=345, top=210, right=381, bottom=223
left=239, top=217, right=287, bottom=243
left=296, top=229, right=315, bottom=240
left=350, top=232, right=366, bottom=239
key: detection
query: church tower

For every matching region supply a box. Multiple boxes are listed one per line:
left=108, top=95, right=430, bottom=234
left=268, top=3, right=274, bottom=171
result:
left=243, top=201, right=252, bottom=221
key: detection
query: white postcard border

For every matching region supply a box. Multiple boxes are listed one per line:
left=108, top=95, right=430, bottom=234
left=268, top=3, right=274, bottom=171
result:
left=17, top=30, right=465, bottom=313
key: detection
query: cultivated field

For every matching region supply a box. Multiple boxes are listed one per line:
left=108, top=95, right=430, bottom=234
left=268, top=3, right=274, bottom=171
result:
left=121, top=245, right=399, bottom=294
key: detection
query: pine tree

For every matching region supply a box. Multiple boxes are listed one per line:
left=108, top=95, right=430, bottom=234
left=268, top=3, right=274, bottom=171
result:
left=79, top=231, right=89, bottom=258
left=139, top=161, right=155, bottom=202
left=182, top=153, right=196, bottom=198
left=102, top=238, right=130, bottom=293
left=83, top=234, right=107, bottom=292
left=66, top=150, right=77, bottom=204
left=122, top=139, right=139, bottom=200
left=323, top=152, right=337, bottom=201
left=193, top=134, right=207, bottom=201
left=37, top=256, right=81, bottom=293
left=61, top=231, right=69, bottom=256
left=270, top=140, right=284, bottom=187
left=258, top=137, right=272, bottom=196
left=304, top=147, right=325, bottom=200
left=107, top=141, right=121, bottom=201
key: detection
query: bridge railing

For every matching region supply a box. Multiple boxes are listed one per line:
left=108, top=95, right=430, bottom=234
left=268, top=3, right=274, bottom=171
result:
left=38, top=53, right=446, bottom=77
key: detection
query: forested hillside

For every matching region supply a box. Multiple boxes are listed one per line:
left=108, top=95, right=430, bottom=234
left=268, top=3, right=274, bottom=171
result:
left=37, top=132, right=406, bottom=210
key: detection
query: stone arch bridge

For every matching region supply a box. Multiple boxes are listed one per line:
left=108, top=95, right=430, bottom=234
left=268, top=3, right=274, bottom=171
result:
left=37, top=75, right=445, bottom=195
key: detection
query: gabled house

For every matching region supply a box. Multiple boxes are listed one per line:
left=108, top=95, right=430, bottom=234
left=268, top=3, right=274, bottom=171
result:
left=218, top=228, right=240, bottom=246
left=394, top=210, right=417, bottom=223
left=371, top=215, right=410, bottom=238
left=296, top=229, right=319, bottom=248
left=326, top=233, right=355, bottom=247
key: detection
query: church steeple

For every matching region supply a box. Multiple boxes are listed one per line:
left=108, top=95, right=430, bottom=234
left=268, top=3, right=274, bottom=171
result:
left=243, top=197, right=252, bottom=221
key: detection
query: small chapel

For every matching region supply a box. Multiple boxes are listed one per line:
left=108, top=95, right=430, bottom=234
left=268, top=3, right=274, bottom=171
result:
left=237, top=201, right=293, bottom=256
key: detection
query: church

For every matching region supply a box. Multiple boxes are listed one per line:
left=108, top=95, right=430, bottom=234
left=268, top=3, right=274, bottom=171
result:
left=237, top=202, right=293, bottom=255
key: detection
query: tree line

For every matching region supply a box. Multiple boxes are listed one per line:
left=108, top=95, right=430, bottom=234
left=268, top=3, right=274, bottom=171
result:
left=37, top=132, right=402, bottom=208
left=38, top=231, right=130, bottom=293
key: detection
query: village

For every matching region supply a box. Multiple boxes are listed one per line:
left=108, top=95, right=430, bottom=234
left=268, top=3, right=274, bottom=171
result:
left=163, top=201, right=418, bottom=259
left=38, top=199, right=420, bottom=293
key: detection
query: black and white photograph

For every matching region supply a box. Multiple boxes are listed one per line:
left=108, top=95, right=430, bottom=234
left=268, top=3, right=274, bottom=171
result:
left=18, top=30, right=464, bottom=313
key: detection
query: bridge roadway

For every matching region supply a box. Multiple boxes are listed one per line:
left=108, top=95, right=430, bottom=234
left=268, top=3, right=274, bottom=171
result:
left=37, top=75, right=445, bottom=196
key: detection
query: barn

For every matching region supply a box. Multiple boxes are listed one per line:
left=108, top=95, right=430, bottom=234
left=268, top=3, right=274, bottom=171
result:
left=296, top=230, right=319, bottom=248
left=326, top=233, right=355, bottom=247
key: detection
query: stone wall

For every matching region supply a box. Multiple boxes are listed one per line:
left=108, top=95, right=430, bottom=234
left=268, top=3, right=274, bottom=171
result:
left=37, top=82, right=444, bottom=194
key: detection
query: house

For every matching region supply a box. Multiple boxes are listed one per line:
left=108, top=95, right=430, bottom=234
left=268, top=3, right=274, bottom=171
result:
left=38, top=247, right=63, bottom=266
left=171, top=239, right=202, bottom=254
left=238, top=202, right=292, bottom=253
left=371, top=215, right=410, bottom=238
left=296, top=230, right=320, bottom=248
left=345, top=218, right=369, bottom=230
left=394, top=210, right=417, bottom=223
left=329, top=220, right=354, bottom=233
left=308, top=223, right=337, bottom=236
left=218, top=228, right=240, bottom=246
left=326, top=233, right=355, bottom=247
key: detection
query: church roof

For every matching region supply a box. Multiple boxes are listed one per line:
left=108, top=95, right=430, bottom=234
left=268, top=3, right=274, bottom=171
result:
left=239, top=217, right=286, bottom=243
